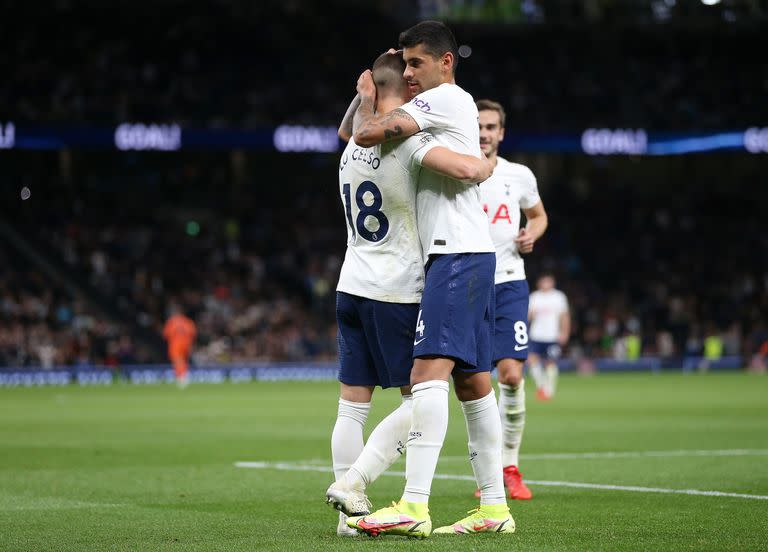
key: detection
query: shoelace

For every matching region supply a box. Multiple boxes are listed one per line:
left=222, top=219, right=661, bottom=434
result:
left=349, top=493, right=371, bottom=513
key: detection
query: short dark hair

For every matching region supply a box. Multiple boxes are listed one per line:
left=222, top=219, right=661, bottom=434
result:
left=398, top=20, right=459, bottom=73
left=372, top=52, right=406, bottom=93
left=476, top=99, right=506, bottom=128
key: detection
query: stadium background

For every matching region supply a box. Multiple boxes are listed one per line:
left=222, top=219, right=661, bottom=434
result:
left=2, top=2, right=768, bottom=551
left=1, top=0, right=766, bottom=379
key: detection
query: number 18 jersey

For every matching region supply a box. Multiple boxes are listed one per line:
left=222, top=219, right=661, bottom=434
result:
left=336, top=134, right=438, bottom=303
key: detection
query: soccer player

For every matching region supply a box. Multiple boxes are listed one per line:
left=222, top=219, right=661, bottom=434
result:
left=476, top=99, right=548, bottom=500
left=162, top=306, right=196, bottom=388
left=344, top=21, right=514, bottom=537
left=528, top=273, right=570, bottom=400
left=328, top=51, right=494, bottom=536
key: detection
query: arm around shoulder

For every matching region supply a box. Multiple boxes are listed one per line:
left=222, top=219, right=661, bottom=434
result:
left=421, top=147, right=493, bottom=183
left=338, top=94, right=361, bottom=142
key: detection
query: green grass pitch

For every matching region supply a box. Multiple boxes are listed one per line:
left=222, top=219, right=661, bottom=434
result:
left=1, top=373, right=767, bottom=551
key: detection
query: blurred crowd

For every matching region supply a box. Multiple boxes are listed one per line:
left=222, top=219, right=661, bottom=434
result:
left=2, top=1, right=766, bottom=131
left=523, top=155, right=768, bottom=365
left=1, top=1, right=766, bottom=369
left=1, top=221, right=340, bottom=368
left=43, top=220, right=340, bottom=365
left=0, top=242, right=140, bottom=368
left=2, top=150, right=342, bottom=368
left=2, top=150, right=767, bottom=369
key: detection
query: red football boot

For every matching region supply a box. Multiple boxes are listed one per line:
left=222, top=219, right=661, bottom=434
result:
left=503, top=465, right=533, bottom=500
left=473, top=466, right=533, bottom=500
left=536, top=388, right=551, bottom=401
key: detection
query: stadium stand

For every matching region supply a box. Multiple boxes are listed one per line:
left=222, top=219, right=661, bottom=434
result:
left=1, top=1, right=766, bottom=369
left=1, top=150, right=766, bottom=368
left=1, top=1, right=766, bottom=130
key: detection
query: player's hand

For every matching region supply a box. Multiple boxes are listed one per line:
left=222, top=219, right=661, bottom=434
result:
left=558, top=332, right=569, bottom=346
left=385, top=48, right=403, bottom=56
left=356, top=70, right=376, bottom=101
left=479, top=152, right=494, bottom=182
left=515, top=228, right=535, bottom=254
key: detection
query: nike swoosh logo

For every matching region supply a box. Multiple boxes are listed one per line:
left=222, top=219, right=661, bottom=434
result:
left=514, top=345, right=528, bottom=351
left=414, top=338, right=427, bottom=346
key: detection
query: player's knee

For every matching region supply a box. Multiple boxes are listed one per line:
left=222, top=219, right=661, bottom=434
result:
left=453, top=372, right=493, bottom=401
left=499, top=370, right=523, bottom=387
left=497, top=359, right=524, bottom=386
left=410, top=357, right=453, bottom=386
left=340, top=384, right=374, bottom=403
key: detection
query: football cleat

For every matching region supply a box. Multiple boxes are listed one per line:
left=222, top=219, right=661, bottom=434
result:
left=433, top=505, right=515, bottom=535
left=336, top=512, right=360, bottom=537
left=503, top=465, right=533, bottom=500
left=325, top=480, right=371, bottom=517
left=473, top=466, right=532, bottom=500
left=536, top=388, right=551, bottom=401
left=347, top=500, right=431, bottom=538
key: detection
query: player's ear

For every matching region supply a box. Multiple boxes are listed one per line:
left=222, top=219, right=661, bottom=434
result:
left=441, top=52, right=453, bottom=73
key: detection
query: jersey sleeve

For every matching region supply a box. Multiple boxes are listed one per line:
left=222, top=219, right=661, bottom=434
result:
left=519, top=166, right=541, bottom=209
left=396, top=132, right=440, bottom=170
left=399, top=86, right=456, bottom=132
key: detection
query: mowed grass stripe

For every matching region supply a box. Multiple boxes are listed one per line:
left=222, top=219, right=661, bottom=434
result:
left=1, top=374, right=767, bottom=551
left=234, top=461, right=768, bottom=501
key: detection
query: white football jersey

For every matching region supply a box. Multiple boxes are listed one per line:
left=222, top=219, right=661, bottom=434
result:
left=400, top=83, right=495, bottom=260
left=479, top=157, right=540, bottom=284
left=529, top=289, right=569, bottom=342
left=336, top=134, right=438, bottom=303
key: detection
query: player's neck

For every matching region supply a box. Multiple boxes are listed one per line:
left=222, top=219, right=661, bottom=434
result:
left=377, top=98, right=403, bottom=114
left=487, top=153, right=499, bottom=167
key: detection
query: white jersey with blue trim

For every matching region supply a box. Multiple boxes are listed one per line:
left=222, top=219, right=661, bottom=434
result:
left=399, top=83, right=495, bottom=260
left=336, top=134, right=438, bottom=303
left=479, top=157, right=541, bottom=284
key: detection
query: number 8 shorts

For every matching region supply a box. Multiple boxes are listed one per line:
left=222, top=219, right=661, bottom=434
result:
left=492, top=280, right=530, bottom=363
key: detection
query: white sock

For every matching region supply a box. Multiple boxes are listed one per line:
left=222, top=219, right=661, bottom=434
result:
left=498, top=381, right=526, bottom=467
left=402, top=380, right=449, bottom=504
left=546, top=362, right=559, bottom=396
left=462, top=389, right=507, bottom=506
left=331, top=399, right=370, bottom=481
left=529, top=361, right=546, bottom=390
left=341, top=395, right=413, bottom=490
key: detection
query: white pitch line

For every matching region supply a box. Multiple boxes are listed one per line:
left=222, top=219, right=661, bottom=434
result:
left=233, top=461, right=768, bottom=501
left=255, top=449, right=768, bottom=467
left=438, top=448, right=768, bottom=462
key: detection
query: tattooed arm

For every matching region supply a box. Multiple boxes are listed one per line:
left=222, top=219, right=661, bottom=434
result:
left=353, top=104, right=420, bottom=147
left=352, top=70, right=420, bottom=147
left=338, top=94, right=360, bottom=142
